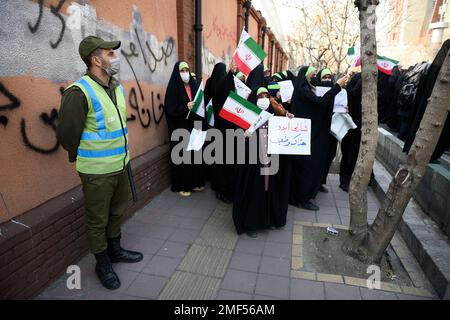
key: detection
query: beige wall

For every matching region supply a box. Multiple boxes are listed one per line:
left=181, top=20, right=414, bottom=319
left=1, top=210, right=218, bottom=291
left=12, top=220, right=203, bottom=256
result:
left=202, top=0, right=238, bottom=77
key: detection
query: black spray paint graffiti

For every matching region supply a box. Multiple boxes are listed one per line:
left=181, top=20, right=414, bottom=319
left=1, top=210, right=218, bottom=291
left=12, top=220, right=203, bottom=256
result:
left=28, top=0, right=66, bottom=49
left=121, top=30, right=174, bottom=128
left=0, top=82, right=62, bottom=154
left=0, top=83, right=21, bottom=128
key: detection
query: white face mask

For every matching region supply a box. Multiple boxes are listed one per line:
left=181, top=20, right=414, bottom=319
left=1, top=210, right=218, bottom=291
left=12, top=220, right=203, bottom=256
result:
left=257, top=98, right=270, bottom=110
left=180, top=71, right=190, bottom=84
left=101, top=57, right=120, bottom=76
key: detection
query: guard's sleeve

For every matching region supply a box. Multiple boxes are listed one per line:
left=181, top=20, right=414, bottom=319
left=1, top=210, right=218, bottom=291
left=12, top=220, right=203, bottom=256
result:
left=56, top=87, right=88, bottom=163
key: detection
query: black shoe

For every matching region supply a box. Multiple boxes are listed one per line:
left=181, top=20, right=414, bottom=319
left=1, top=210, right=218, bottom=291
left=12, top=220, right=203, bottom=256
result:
left=107, top=235, right=144, bottom=263
left=339, top=184, right=349, bottom=192
left=319, top=185, right=329, bottom=193
left=94, top=251, right=121, bottom=290
left=216, top=191, right=232, bottom=204
left=246, top=231, right=258, bottom=238
left=300, top=201, right=319, bottom=211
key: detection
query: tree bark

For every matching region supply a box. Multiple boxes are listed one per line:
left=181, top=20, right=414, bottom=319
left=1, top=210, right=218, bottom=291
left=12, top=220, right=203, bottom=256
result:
left=343, top=0, right=379, bottom=262
left=366, top=49, right=450, bottom=263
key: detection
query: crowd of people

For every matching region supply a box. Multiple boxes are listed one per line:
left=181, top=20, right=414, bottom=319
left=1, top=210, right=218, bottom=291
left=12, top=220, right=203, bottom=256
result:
left=164, top=59, right=353, bottom=238
left=164, top=39, right=450, bottom=239
left=373, top=39, right=450, bottom=163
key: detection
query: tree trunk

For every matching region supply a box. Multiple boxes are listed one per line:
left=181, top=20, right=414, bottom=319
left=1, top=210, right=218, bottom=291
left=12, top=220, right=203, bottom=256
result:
left=365, top=48, right=450, bottom=263
left=343, top=0, right=379, bottom=262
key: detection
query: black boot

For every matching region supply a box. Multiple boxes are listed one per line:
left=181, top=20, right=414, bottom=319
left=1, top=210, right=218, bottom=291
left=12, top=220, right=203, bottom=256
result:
left=107, top=235, right=144, bottom=263
left=94, top=251, right=121, bottom=290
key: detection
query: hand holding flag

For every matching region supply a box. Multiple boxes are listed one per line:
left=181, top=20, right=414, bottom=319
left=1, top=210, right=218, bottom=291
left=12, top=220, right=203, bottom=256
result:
left=233, top=29, right=267, bottom=76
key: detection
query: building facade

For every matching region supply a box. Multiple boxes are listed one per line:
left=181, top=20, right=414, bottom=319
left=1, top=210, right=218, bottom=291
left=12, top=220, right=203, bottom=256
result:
left=378, top=0, right=450, bottom=67
left=0, top=0, right=288, bottom=299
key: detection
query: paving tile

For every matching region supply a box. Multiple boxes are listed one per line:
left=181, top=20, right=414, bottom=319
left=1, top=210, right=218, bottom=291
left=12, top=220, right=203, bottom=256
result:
left=259, top=256, right=291, bottom=277
left=169, top=228, right=200, bottom=244
left=108, top=268, right=140, bottom=293
left=120, top=234, right=166, bottom=255
left=144, top=225, right=178, bottom=241
left=290, top=279, right=325, bottom=300
left=114, top=254, right=153, bottom=273
left=360, top=288, right=398, bottom=300
left=339, top=215, right=350, bottom=225
left=159, top=271, right=220, bottom=300
left=335, top=199, right=350, bottom=208
left=178, top=245, right=232, bottom=277
left=263, top=242, right=291, bottom=259
left=157, top=241, right=190, bottom=258
left=294, top=211, right=317, bottom=223
left=235, top=239, right=266, bottom=255
left=316, top=205, right=339, bottom=215
left=254, top=274, right=290, bottom=299
left=229, top=252, right=261, bottom=273
left=317, top=214, right=341, bottom=225
left=221, top=269, right=258, bottom=294
left=125, top=274, right=168, bottom=299
left=337, top=207, right=351, bottom=216
left=142, top=255, right=181, bottom=277
left=396, top=293, right=432, bottom=300
left=325, top=283, right=362, bottom=300
left=252, top=295, right=278, bottom=300
left=178, top=217, right=208, bottom=231
left=266, top=230, right=293, bottom=243
left=216, top=290, right=253, bottom=300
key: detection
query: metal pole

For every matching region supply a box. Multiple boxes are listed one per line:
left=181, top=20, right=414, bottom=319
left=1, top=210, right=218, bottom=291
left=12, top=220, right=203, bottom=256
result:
left=194, top=0, right=203, bottom=82
left=243, top=0, right=252, bottom=32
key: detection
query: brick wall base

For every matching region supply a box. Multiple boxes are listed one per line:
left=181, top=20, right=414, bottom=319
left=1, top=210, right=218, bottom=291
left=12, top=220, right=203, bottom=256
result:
left=0, top=144, right=171, bottom=299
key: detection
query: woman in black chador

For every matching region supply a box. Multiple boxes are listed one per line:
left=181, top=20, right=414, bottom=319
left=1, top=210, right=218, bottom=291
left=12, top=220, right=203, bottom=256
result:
left=289, top=66, right=348, bottom=210
left=164, top=61, right=205, bottom=197
left=232, top=86, right=294, bottom=238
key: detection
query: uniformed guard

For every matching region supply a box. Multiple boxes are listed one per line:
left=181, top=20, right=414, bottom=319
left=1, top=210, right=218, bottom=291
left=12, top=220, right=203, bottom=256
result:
left=57, top=36, right=143, bottom=290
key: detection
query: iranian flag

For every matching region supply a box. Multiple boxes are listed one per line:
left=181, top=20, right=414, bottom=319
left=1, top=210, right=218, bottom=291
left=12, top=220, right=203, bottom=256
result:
left=219, top=91, right=263, bottom=130
left=206, top=99, right=214, bottom=127
left=190, top=81, right=205, bottom=118
left=348, top=47, right=399, bottom=75
left=233, top=29, right=267, bottom=76
left=377, top=55, right=400, bottom=75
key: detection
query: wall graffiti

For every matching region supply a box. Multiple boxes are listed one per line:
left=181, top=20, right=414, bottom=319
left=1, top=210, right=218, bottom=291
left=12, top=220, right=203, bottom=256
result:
left=120, top=7, right=176, bottom=129
left=1, top=2, right=176, bottom=156
left=0, top=82, right=21, bottom=128
left=28, top=0, right=66, bottom=49
left=204, top=16, right=237, bottom=44
left=0, top=82, right=61, bottom=154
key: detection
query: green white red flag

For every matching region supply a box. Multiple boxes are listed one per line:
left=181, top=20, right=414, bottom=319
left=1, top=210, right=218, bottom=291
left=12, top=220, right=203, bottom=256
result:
left=348, top=47, right=400, bottom=75
left=191, top=82, right=205, bottom=118
left=233, top=29, right=267, bottom=76
left=219, top=91, right=264, bottom=130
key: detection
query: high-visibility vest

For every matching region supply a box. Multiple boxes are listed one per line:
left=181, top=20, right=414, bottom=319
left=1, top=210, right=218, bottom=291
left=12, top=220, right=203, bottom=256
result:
left=67, top=76, right=129, bottom=175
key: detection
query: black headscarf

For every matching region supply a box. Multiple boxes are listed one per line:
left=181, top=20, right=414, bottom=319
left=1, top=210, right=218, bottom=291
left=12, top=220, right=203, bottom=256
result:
left=204, top=63, right=227, bottom=105
left=403, top=39, right=450, bottom=160
left=246, top=64, right=265, bottom=91
left=164, top=61, right=199, bottom=118
left=316, top=69, right=334, bottom=87
left=295, top=66, right=310, bottom=90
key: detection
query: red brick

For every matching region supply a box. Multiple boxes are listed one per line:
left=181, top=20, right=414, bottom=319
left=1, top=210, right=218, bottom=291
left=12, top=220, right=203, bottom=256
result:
left=13, top=240, right=33, bottom=257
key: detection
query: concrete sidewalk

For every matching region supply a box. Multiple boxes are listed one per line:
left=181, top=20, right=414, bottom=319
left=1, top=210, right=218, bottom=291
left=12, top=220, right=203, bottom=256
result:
left=36, top=175, right=438, bottom=300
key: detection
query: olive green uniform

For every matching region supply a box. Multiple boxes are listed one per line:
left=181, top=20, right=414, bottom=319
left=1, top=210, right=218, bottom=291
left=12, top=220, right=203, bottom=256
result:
left=57, top=72, right=129, bottom=254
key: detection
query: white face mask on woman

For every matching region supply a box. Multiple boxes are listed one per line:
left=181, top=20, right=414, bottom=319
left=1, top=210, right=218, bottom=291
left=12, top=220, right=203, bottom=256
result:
left=180, top=71, right=190, bottom=84
left=257, top=98, right=270, bottom=110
